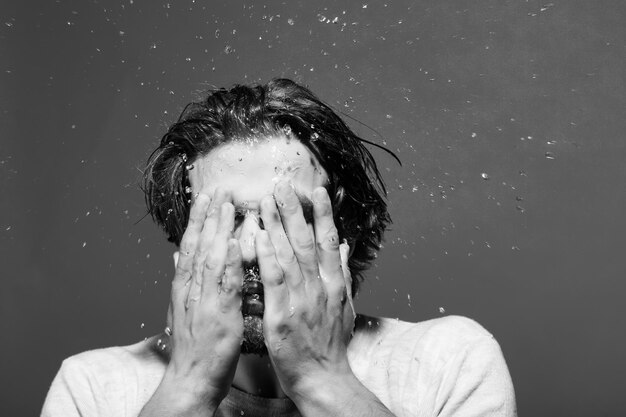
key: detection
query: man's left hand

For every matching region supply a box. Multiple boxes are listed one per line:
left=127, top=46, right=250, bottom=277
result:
left=255, top=180, right=356, bottom=398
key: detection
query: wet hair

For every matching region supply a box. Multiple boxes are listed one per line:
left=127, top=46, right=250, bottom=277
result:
left=142, top=78, right=392, bottom=295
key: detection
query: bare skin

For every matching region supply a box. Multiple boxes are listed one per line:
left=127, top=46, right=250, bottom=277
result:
left=139, top=137, right=396, bottom=417
left=139, top=188, right=244, bottom=416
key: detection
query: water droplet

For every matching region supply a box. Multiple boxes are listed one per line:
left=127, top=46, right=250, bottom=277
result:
left=185, top=164, right=194, bottom=171
left=185, top=186, right=192, bottom=194
left=214, top=29, right=220, bottom=38
left=82, top=242, right=87, bottom=247
left=140, top=323, right=145, bottom=329
left=545, top=152, right=555, bottom=160
left=480, top=173, right=490, bottom=180
left=224, top=45, right=234, bottom=54
left=289, top=306, right=295, bottom=317
left=439, top=307, right=446, bottom=314
left=287, top=18, right=294, bottom=25
left=471, top=132, right=477, bottom=138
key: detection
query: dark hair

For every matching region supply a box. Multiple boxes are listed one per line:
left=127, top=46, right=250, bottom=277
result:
left=142, top=78, right=392, bottom=295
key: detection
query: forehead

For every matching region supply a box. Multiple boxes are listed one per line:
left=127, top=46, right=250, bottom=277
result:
left=188, top=135, right=328, bottom=208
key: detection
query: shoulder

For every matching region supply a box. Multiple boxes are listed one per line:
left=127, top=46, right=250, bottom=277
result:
left=352, top=314, right=496, bottom=358
left=58, top=337, right=165, bottom=387
left=42, top=338, right=166, bottom=416
left=350, top=315, right=516, bottom=416
left=350, top=314, right=510, bottom=388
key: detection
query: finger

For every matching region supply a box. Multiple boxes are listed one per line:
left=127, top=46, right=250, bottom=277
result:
left=174, top=193, right=211, bottom=284
left=218, top=239, right=244, bottom=312
left=200, top=202, right=235, bottom=301
left=274, top=180, right=319, bottom=282
left=255, top=230, right=289, bottom=318
left=198, top=188, right=232, bottom=256
left=339, top=242, right=356, bottom=321
left=171, top=193, right=211, bottom=324
left=260, top=195, right=304, bottom=290
left=312, top=187, right=344, bottom=299
left=188, top=189, right=231, bottom=306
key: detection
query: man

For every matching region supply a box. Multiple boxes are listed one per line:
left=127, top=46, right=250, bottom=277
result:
left=42, top=78, right=517, bottom=416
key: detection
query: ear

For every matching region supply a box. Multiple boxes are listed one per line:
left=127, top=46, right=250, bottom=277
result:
left=173, top=251, right=180, bottom=268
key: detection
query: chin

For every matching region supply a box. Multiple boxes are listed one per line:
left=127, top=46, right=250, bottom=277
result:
left=241, top=315, right=268, bottom=356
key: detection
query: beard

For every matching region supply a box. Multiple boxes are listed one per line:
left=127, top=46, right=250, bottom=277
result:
left=240, top=265, right=268, bottom=356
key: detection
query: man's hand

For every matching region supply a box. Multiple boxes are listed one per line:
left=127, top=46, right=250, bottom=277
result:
left=255, top=180, right=356, bottom=397
left=256, top=181, right=396, bottom=417
left=140, top=188, right=244, bottom=417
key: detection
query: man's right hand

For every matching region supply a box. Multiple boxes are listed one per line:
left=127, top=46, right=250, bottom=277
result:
left=140, top=188, right=244, bottom=417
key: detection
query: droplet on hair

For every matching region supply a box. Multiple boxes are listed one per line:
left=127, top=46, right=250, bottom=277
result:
left=311, top=132, right=320, bottom=141
left=185, top=186, right=192, bottom=194
left=180, top=153, right=188, bottom=162
left=186, top=164, right=194, bottom=171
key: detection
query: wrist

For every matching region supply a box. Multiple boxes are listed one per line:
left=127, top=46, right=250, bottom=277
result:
left=290, top=370, right=395, bottom=417
left=156, top=368, right=223, bottom=414
left=289, top=369, right=362, bottom=411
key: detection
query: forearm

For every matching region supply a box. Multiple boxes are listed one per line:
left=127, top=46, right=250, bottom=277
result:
left=138, top=372, right=220, bottom=417
left=291, top=372, right=396, bottom=417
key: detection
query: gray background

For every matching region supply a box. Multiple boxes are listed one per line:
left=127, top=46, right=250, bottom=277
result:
left=1, top=1, right=625, bottom=416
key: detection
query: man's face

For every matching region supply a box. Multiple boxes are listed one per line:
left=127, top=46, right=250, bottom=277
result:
left=181, top=134, right=330, bottom=354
